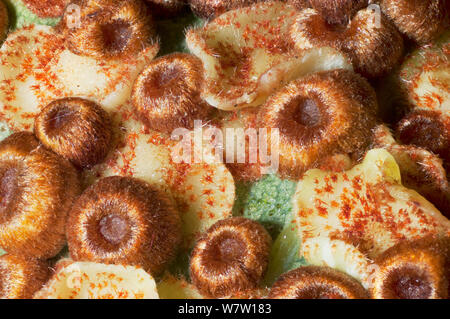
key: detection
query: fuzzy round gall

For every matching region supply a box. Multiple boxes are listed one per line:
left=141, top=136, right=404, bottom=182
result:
left=35, top=97, right=113, bottom=168
left=396, top=110, right=450, bottom=169
left=0, top=254, right=50, bottom=299
left=269, top=266, right=370, bottom=299
left=63, top=0, right=157, bottom=59
left=0, top=132, right=80, bottom=259
left=371, top=236, right=449, bottom=299
left=380, top=0, right=448, bottom=44
left=131, top=53, right=210, bottom=134
left=290, top=6, right=404, bottom=78
left=67, top=176, right=182, bottom=276
left=308, top=0, right=368, bottom=25
left=190, top=217, right=272, bottom=298
left=257, top=69, right=377, bottom=180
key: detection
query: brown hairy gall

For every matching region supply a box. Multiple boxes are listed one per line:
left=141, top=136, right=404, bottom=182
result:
left=132, top=53, right=210, bottom=134
left=291, top=6, right=404, bottom=78
left=371, top=236, right=449, bottom=299
left=380, top=0, right=448, bottom=44
left=67, top=176, right=182, bottom=276
left=309, top=0, right=368, bottom=25
left=0, top=254, right=50, bottom=299
left=63, top=0, right=158, bottom=59
left=0, top=132, right=80, bottom=259
left=190, top=217, right=272, bottom=298
left=269, top=266, right=370, bottom=299
left=35, top=97, right=113, bottom=169
left=396, top=110, right=450, bottom=169
left=257, top=69, right=377, bottom=180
